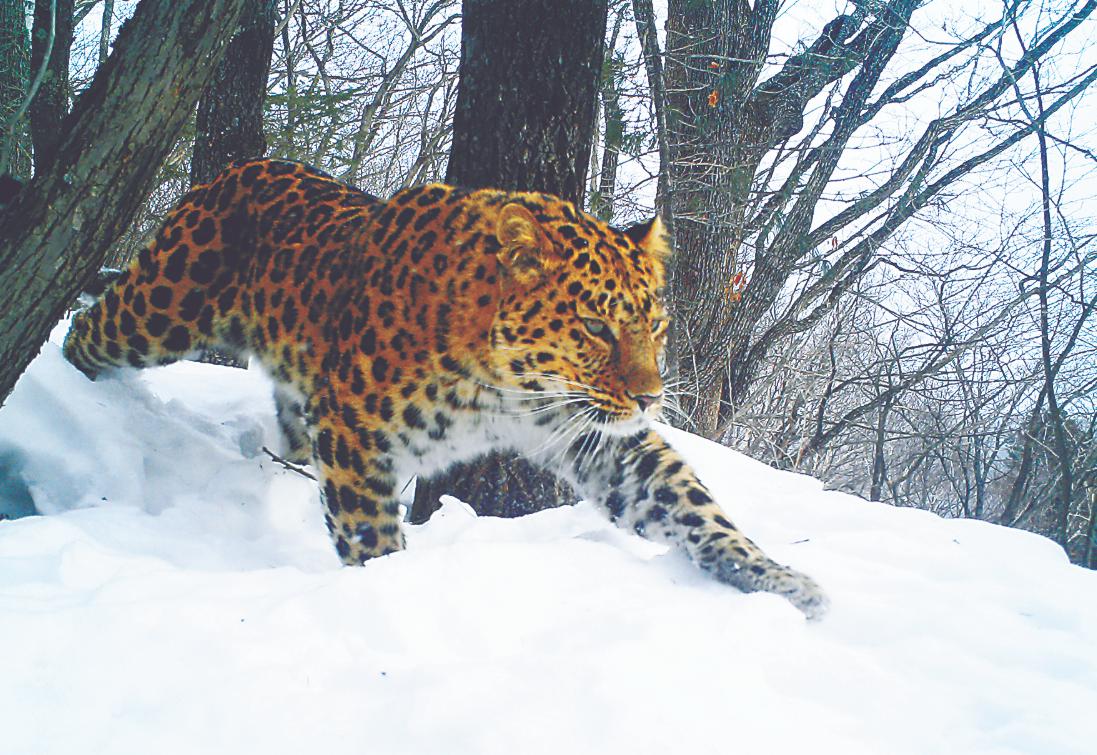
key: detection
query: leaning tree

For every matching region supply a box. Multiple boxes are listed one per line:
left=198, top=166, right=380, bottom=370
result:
left=0, top=0, right=251, bottom=406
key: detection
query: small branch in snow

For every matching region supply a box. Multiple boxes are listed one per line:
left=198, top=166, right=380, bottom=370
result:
left=261, top=446, right=316, bottom=480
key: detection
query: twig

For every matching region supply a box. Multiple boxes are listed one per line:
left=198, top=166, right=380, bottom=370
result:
left=261, top=445, right=316, bottom=480
left=273, top=0, right=305, bottom=38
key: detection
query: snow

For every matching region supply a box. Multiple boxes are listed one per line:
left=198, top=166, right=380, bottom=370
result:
left=2, top=322, right=1096, bottom=755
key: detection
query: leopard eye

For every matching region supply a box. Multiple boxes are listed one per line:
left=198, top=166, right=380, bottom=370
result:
left=582, top=317, right=613, bottom=341
left=651, top=319, right=666, bottom=334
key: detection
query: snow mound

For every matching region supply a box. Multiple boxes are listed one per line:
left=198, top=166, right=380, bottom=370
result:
left=1, top=325, right=1096, bottom=755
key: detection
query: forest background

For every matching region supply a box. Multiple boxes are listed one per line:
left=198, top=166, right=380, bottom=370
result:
left=0, top=0, right=1093, bottom=566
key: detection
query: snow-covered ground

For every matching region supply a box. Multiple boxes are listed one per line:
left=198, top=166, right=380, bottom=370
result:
left=2, top=322, right=1096, bottom=755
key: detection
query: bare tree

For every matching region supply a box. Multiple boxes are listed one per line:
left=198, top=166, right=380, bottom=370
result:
left=340, top=0, right=457, bottom=184
left=265, top=0, right=459, bottom=194
left=644, top=0, right=1097, bottom=441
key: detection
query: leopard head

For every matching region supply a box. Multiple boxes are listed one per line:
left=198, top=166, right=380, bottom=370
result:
left=489, top=196, right=671, bottom=435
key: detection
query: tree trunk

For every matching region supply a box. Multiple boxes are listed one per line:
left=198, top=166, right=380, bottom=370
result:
left=662, top=0, right=919, bottom=437
left=590, top=8, right=625, bottom=222
left=1031, top=64, right=1074, bottom=550
left=411, top=0, right=607, bottom=523
left=191, top=0, right=276, bottom=185
left=192, top=0, right=277, bottom=369
left=662, top=0, right=773, bottom=438
left=1002, top=394, right=1045, bottom=526
left=98, top=0, right=114, bottom=65
left=1086, top=479, right=1097, bottom=569
left=0, top=0, right=31, bottom=178
left=870, top=396, right=893, bottom=502
left=442, top=0, right=605, bottom=198
left=631, top=0, right=669, bottom=216
left=29, top=0, right=74, bottom=173
left=593, top=81, right=621, bottom=221
left=0, top=0, right=249, bottom=407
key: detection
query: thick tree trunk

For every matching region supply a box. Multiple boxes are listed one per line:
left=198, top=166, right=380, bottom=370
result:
left=0, top=0, right=31, bottom=178
left=191, top=0, right=276, bottom=185
left=662, top=0, right=919, bottom=438
left=192, top=0, right=277, bottom=368
left=443, top=0, right=605, bottom=198
left=662, top=0, right=771, bottom=438
left=411, top=0, right=607, bottom=523
left=0, top=0, right=249, bottom=407
left=29, top=0, right=74, bottom=173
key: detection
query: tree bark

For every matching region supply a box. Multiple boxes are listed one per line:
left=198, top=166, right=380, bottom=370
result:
left=411, top=0, right=607, bottom=523
left=29, top=0, right=74, bottom=173
left=98, top=0, right=114, bottom=65
left=662, top=0, right=776, bottom=432
left=191, top=0, right=276, bottom=185
left=0, top=0, right=31, bottom=178
left=443, top=0, right=605, bottom=198
left=0, top=0, right=249, bottom=407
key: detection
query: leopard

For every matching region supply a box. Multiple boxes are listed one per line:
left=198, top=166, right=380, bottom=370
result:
left=63, top=158, right=828, bottom=619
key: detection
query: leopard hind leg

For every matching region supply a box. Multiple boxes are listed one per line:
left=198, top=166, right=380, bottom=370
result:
left=63, top=264, right=216, bottom=379
left=273, top=384, right=313, bottom=465
left=64, top=179, right=249, bottom=378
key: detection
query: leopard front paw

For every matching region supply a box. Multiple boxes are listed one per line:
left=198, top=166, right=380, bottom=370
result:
left=754, top=562, right=829, bottom=621
left=711, top=557, right=829, bottom=621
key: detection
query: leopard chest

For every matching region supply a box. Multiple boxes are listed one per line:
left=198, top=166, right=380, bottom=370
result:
left=364, top=385, right=584, bottom=482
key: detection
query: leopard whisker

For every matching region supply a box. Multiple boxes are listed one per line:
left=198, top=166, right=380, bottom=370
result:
left=575, top=422, right=603, bottom=478
left=528, top=406, right=596, bottom=462
left=548, top=410, right=598, bottom=473
left=658, top=400, right=697, bottom=431
left=583, top=433, right=607, bottom=479
left=503, top=397, right=593, bottom=418
left=473, top=380, right=576, bottom=397
left=517, top=371, right=601, bottom=393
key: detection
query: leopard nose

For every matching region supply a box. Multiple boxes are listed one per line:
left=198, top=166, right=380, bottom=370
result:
left=630, top=391, right=662, bottom=413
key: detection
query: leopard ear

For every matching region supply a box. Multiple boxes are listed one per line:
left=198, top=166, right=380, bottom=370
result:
left=496, top=202, right=552, bottom=284
left=624, top=216, right=671, bottom=262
